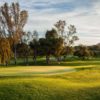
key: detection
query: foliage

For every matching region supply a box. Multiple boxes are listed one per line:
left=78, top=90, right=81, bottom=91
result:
left=0, top=2, right=99, bottom=65
left=88, top=43, right=100, bottom=57
left=0, top=38, right=12, bottom=64
left=0, top=2, right=28, bottom=64
left=74, top=45, right=94, bottom=59
left=45, top=29, right=58, bottom=39
left=16, top=43, right=30, bottom=58
left=62, top=46, right=74, bottom=56
left=54, top=20, right=79, bottom=46
left=54, top=20, right=79, bottom=60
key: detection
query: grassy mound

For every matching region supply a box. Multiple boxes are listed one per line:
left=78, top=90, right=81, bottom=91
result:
left=0, top=67, right=100, bottom=100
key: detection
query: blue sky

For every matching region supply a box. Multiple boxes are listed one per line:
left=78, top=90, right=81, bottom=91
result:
left=0, top=0, right=100, bottom=45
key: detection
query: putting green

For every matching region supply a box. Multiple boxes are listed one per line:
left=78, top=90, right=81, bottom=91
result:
left=0, top=65, right=96, bottom=76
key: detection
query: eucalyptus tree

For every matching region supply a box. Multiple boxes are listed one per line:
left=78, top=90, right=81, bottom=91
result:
left=0, top=2, right=28, bottom=64
left=54, top=20, right=66, bottom=37
left=55, top=20, right=79, bottom=59
left=55, top=20, right=79, bottom=46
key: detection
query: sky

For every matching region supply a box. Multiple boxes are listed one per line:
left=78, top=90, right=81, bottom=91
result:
left=0, top=0, right=100, bottom=45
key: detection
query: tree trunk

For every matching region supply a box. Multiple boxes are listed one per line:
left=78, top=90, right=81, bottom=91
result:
left=46, top=55, right=50, bottom=64
left=33, top=50, right=37, bottom=63
left=26, top=56, right=28, bottom=65
left=33, top=55, right=36, bottom=63
left=24, top=52, right=28, bottom=65
left=63, top=55, right=66, bottom=60
left=24, top=57, right=26, bottom=64
left=57, top=57, right=61, bottom=64
left=5, top=61, right=8, bottom=66
left=14, top=44, right=17, bottom=65
left=63, top=46, right=69, bottom=61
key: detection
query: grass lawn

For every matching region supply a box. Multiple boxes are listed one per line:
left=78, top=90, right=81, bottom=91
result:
left=7, top=57, right=100, bottom=66
left=0, top=58, right=100, bottom=100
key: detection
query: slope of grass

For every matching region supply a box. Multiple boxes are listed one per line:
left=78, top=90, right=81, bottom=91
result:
left=0, top=68, right=100, bottom=100
left=0, top=59, right=100, bottom=100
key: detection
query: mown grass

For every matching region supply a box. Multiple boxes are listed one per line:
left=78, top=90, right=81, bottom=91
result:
left=0, top=58, right=100, bottom=100
left=0, top=57, right=100, bottom=67
left=0, top=66, right=76, bottom=76
left=0, top=69, right=100, bottom=100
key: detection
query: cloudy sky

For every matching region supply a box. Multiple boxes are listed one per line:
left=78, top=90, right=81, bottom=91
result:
left=0, top=0, right=100, bottom=45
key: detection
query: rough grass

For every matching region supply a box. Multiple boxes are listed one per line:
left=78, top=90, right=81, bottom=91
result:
left=0, top=59, right=100, bottom=100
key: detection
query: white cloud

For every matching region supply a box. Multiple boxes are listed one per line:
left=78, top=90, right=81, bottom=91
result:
left=92, top=0, right=100, bottom=15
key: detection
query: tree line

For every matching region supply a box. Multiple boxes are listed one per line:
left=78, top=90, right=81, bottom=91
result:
left=0, top=2, right=99, bottom=66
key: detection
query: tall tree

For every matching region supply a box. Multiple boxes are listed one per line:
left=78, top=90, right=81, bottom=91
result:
left=52, top=37, right=64, bottom=63
left=55, top=20, right=79, bottom=59
left=0, top=2, right=28, bottom=64
left=43, top=29, right=64, bottom=64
